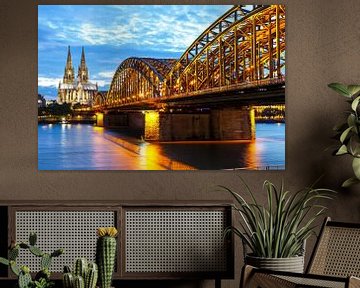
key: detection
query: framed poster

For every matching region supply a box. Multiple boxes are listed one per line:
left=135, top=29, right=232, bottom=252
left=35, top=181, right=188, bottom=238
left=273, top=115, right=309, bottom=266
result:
left=38, top=5, right=285, bottom=170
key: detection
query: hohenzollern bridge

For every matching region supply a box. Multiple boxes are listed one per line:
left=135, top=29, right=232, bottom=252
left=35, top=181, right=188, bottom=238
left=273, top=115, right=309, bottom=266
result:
left=93, top=5, right=285, bottom=141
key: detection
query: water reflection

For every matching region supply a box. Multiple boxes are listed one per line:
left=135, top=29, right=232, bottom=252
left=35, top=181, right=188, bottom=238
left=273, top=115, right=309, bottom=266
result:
left=245, top=141, right=259, bottom=169
left=38, top=123, right=285, bottom=170
left=138, top=143, right=195, bottom=170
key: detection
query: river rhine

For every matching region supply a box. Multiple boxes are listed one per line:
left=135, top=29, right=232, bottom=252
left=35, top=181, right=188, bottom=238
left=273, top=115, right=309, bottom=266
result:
left=38, top=123, right=285, bottom=170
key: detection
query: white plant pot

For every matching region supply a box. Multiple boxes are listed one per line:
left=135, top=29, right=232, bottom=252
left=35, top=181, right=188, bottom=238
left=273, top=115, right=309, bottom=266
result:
left=245, top=254, right=305, bottom=273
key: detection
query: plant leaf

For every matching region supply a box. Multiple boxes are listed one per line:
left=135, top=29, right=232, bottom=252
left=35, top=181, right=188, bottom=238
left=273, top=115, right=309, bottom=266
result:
left=340, top=126, right=353, bottom=143
left=352, top=96, right=360, bottom=111
left=347, top=85, right=360, bottom=97
left=223, top=179, right=335, bottom=258
left=328, top=83, right=351, bottom=98
left=342, top=177, right=360, bottom=188
left=348, top=135, right=360, bottom=157
left=10, top=261, right=20, bottom=276
left=336, top=144, right=348, bottom=155
left=347, top=114, right=356, bottom=127
left=0, top=257, right=9, bottom=266
left=352, top=157, right=360, bottom=179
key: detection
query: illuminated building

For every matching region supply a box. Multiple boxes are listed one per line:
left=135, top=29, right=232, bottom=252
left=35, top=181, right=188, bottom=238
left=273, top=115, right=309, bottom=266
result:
left=254, top=105, right=285, bottom=122
left=57, top=46, right=98, bottom=105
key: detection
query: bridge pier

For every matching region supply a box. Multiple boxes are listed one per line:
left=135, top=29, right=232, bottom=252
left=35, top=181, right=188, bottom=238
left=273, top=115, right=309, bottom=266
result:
left=96, top=112, right=104, bottom=127
left=144, top=106, right=255, bottom=141
left=211, top=106, right=255, bottom=140
left=98, top=106, right=255, bottom=142
left=144, top=111, right=210, bottom=141
left=144, top=111, right=160, bottom=140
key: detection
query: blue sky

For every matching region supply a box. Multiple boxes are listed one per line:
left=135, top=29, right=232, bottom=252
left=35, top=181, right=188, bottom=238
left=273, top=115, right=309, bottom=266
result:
left=38, top=5, right=232, bottom=99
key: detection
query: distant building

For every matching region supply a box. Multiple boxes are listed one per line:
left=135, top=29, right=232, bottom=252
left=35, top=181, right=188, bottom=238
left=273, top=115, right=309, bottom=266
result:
left=57, top=46, right=98, bottom=105
left=38, top=94, right=46, bottom=108
left=46, top=99, right=57, bottom=106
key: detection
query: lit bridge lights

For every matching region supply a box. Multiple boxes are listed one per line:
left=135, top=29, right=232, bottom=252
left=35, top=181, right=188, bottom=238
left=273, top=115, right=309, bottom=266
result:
left=94, top=4, right=285, bottom=110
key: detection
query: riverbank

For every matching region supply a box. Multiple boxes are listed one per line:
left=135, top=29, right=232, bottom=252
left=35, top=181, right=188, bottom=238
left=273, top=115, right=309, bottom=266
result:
left=38, top=117, right=96, bottom=124
left=38, top=119, right=96, bottom=124
left=255, top=118, right=285, bottom=123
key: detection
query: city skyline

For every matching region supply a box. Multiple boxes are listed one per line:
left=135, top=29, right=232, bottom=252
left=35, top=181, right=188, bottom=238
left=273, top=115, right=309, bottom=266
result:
left=38, top=5, right=232, bottom=99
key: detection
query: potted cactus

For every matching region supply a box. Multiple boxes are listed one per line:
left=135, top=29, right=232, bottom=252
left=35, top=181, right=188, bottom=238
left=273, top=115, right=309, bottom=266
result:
left=96, top=227, right=118, bottom=288
left=62, top=258, right=98, bottom=288
left=0, top=232, right=64, bottom=288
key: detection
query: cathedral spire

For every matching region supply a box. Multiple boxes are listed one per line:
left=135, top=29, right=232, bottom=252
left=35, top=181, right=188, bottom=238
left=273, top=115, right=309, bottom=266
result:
left=78, top=46, right=89, bottom=83
left=66, top=46, right=72, bottom=69
left=63, top=46, right=75, bottom=84
left=80, top=46, right=86, bottom=67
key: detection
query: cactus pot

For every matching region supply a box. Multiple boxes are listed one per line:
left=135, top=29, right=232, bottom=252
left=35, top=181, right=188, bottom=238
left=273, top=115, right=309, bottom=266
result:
left=245, top=254, right=304, bottom=273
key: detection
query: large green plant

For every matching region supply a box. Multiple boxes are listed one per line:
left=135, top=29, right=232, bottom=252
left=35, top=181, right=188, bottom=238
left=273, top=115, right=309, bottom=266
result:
left=328, top=83, right=360, bottom=187
left=222, top=180, right=334, bottom=258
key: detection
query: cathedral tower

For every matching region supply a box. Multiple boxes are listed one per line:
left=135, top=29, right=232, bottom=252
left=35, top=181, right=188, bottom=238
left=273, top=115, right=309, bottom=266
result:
left=63, top=46, right=75, bottom=84
left=77, top=46, right=89, bottom=83
left=58, top=46, right=97, bottom=105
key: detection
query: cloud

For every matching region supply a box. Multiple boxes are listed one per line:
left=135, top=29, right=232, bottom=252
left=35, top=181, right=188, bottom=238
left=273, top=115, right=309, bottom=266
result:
left=91, top=71, right=115, bottom=87
left=38, top=5, right=232, bottom=53
left=38, top=5, right=232, bottom=87
left=91, top=79, right=109, bottom=87
left=46, top=21, right=58, bottom=30
left=38, top=76, right=62, bottom=87
left=72, top=23, right=134, bottom=46
left=38, top=75, right=110, bottom=89
left=97, top=71, right=115, bottom=79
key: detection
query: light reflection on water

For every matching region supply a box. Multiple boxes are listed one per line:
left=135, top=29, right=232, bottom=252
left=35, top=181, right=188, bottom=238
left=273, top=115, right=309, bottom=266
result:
left=38, top=123, right=285, bottom=170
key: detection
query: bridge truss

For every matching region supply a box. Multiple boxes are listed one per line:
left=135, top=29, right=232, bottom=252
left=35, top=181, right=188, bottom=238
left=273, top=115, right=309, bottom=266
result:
left=102, top=4, right=285, bottom=109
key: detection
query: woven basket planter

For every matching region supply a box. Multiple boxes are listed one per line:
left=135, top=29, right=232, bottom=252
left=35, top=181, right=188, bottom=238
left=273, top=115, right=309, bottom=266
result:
left=245, top=254, right=305, bottom=273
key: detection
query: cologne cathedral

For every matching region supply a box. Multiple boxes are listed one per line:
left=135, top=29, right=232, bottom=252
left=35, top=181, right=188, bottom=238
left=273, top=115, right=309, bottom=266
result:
left=57, top=46, right=98, bottom=105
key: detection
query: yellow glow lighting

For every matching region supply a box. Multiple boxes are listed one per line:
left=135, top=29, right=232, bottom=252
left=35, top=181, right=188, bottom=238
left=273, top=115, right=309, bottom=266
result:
left=145, top=111, right=160, bottom=141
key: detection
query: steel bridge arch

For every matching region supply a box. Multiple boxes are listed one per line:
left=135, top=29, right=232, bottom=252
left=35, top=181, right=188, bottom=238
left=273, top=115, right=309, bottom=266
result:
left=106, top=57, right=176, bottom=106
left=165, top=5, right=266, bottom=82
left=164, top=4, right=285, bottom=96
left=104, top=5, right=285, bottom=108
left=93, top=91, right=107, bottom=109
